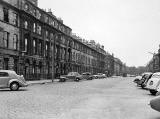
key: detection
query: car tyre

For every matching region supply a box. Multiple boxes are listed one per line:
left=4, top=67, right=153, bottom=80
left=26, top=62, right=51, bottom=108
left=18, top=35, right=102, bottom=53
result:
left=10, top=82, right=19, bottom=91
left=150, top=90, right=157, bottom=95
left=59, top=78, right=66, bottom=82
left=75, top=78, right=79, bottom=82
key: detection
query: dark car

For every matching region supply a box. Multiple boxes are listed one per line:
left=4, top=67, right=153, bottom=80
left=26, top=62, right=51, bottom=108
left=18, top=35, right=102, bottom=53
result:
left=59, top=72, right=94, bottom=82
left=141, top=73, right=153, bottom=88
left=81, top=72, right=93, bottom=80
left=137, top=72, right=152, bottom=88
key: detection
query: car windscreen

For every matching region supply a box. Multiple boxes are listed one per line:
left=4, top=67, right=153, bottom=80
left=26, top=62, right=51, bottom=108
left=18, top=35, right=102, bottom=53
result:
left=68, top=72, right=79, bottom=76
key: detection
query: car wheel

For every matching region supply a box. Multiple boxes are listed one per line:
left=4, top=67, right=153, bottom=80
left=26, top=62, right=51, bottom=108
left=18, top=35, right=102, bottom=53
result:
left=150, top=90, right=157, bottom=95
left=10, top=82, right=19, bottom=91
left=75, top=78, right=79, bottom=82
left=59, top=78, right=66, bottom=82
left=88, top=77, right=93, bottom=80
left=63, top=78, right=66, bottom=82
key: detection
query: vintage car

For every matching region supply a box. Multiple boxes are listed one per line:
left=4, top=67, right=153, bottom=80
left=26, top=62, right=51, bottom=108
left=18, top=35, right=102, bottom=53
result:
left=81, top=72, right=93, bottom=80
left=134, top=72, right=152, bottom=87
left=146, top=72, right=160, bottom=95
left=133, top=75, right=142, bottom=84
left=140, top=73, right=153, bottom=88
left=59, top=72, right=93, bottom=82
left=0, top=70, right=28, bottom=91
left=93, top=73, right=107, bottom=79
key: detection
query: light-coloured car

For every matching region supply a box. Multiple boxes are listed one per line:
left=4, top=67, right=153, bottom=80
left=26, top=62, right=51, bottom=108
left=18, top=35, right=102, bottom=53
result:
left=0, top=70, right=28, bottom=91
left=146, top=72, right=160, bottom=95
left=93, top=73, right=107, bottom=79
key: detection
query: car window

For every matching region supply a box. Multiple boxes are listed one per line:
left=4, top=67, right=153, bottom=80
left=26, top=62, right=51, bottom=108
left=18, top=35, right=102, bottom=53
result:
left=75, top=72, right=80, bottom=76
left=0, top=72, right=9, bottom=77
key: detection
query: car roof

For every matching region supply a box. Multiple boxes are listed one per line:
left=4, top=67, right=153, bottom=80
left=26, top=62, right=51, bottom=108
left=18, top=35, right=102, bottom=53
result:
left=0, top=70, right=16, bottom=73
left=142, top=72, right=152, bottom=75
left=153, top=72, right=160, bottom=75
left=0, top=70, right=18, bottom=78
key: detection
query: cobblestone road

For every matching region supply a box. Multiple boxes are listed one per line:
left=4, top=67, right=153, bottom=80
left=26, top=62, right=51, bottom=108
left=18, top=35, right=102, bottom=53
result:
left=0, top=77, right=159, bottom=119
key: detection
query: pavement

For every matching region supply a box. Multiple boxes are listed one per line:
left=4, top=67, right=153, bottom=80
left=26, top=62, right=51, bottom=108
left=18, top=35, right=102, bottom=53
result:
left=27, top=79, right=60, bottom=85
left=27, top=76, right=121, bottom=85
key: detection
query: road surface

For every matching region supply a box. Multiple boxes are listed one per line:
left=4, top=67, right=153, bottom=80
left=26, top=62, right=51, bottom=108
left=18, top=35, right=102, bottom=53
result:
left=0, top=77, right=159, bottom=119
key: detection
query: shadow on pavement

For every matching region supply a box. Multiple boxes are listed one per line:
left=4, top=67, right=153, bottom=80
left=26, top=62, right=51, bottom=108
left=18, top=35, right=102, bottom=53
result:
left=0, top=89, right=28, bottom=92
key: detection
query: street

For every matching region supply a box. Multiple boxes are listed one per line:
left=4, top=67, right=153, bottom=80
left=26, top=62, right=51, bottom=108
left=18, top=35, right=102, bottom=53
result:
left=0, top=77, right=160, bottom=119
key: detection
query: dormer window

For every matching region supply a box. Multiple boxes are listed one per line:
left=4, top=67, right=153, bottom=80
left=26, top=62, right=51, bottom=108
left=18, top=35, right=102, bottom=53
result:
left=24, top=4, right=29, bottom=11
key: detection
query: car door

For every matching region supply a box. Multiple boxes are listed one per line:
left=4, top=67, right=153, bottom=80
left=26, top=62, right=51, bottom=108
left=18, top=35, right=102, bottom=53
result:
left=0, top=72, right=10, bottom=88
left=82, top=73, right=87, bottom=79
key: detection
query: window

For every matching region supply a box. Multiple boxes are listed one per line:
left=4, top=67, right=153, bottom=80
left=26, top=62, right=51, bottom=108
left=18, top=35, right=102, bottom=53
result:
left=24, top=38, right=28, bottom=52
left=36, top=10, right=41, bottom=19
left=37, top=24, right=41, bottom=35
left=45, top=16, right=49, bottom=23
left=0, top=72, right=9, bottom=77
left=45, top=42, right=49, bottom=57
left=24, top=4, right=29, bottom=11
left=33, top=39, right=36, bottom=54
left=13, top=13, right=18, bottom=26
left=24, top=21, right=28, bottom=29
left=33, top=9, right=36, bottom=16
left=33, top=23, right=36, bottom=32
left=3, top=31, right=9, bottom=48
left=3, top=7, right=9, bottom=22
left=13, top=34, right=18, bottom=50
left=46, top=31, right=48, bottom=37
left=39, top=41, right=42, bottom=56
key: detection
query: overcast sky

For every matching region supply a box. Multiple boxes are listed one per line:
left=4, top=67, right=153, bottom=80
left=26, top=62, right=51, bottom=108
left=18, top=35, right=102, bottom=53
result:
left=38, top=0, right=160, bottom=67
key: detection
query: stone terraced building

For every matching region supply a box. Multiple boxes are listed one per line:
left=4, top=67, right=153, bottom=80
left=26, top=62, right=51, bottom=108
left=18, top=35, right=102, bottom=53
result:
left=0, top=0, right=124, bottom=80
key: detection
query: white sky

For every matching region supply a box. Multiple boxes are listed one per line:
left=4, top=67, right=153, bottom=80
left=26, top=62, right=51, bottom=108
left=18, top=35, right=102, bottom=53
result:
left=38, top=0, right=160, bottom=67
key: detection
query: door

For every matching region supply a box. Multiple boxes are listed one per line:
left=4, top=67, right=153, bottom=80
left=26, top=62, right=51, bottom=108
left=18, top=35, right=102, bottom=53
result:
left=0, top=72, right=10, bottom=88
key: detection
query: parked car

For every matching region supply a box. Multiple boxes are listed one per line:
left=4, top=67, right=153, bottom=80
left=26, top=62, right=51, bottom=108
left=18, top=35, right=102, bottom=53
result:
left=133, top=75, right=142, bottom=84
left=59, top=72, right=93, bottom=82
left=81, top=72, right=93, bottom=80
left=150, top=96, right=160, bottom=112
left=136, top=72, right=152, bottom=86
left=141, top=73, right=153, bottom=88
left=146, top=72, right=160, bottom=95
left=93, top=73, right=107, bottom=79
left=0, top=70, right=28, bottom=91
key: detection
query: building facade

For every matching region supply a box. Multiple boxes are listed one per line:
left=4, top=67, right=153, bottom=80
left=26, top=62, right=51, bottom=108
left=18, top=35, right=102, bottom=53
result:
left=0, top=0, right=119, bottom=80
left=0, top=0, right=19, bottom=73
left=146, top=46, right=160, bottom=73
left=71, top=35, right=106, bottom=75
left=113, top=58, right=126, bottom=76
